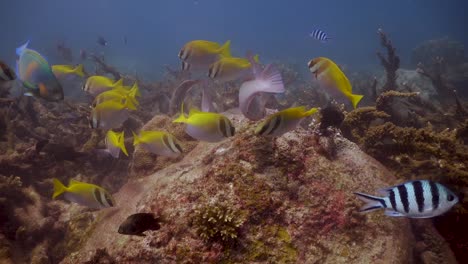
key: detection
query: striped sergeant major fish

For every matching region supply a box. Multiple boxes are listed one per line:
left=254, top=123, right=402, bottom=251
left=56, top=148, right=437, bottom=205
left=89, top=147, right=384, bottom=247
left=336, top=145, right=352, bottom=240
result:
left=355, top=180, right=459, bottom=218
left=52, top=178, right=115, bottom=209
left=309, top=29, right=331, bottom=43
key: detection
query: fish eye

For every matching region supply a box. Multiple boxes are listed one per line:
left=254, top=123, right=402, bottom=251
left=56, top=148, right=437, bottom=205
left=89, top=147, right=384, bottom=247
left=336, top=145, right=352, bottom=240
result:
left=447, top=194, right=455, bottom=202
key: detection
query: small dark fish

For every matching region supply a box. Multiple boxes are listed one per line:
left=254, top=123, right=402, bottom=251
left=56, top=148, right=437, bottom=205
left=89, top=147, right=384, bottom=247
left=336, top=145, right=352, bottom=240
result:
left=118, top=213, right=161, bottom=236
left=0, top=60, right=16, bottom=81
left=310, top=29, right=331, bottom=43
left=80, top=49, right=87, bottom=60
left=97, top=36, right=108, bottom=46
left=123, top=36, right=127, bottom=45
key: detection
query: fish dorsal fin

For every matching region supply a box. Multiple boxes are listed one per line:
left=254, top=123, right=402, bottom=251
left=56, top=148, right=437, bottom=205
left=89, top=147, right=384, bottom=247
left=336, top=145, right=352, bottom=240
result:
left=69, top=179, right=83, bottom=186
left=188, top=107, right=201, bottom=116
left=16, top=40, right=30, bottom=56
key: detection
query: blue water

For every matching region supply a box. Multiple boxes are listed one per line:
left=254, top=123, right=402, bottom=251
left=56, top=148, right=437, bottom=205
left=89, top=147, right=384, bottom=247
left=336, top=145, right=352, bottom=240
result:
left=2, top=0, right=467, bottom=79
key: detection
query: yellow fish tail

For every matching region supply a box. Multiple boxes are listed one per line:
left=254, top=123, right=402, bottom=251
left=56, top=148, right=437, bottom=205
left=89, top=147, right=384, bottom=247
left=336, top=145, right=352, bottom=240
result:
left=74, top=64, right=85, bottom=77
left=52, top=178, right=67, bottom=199
left=113, top=78, right=124, bottom=87
left=253, top=54, right=260, bottom=63
left=304, top=107, right=319, bottom=117
left=219, top=40, right=231, bottom=57
left=173, top=103, right=188, bottom=123
left=117, top=131, right=129, bottom=156
left=349, top=94, right=364, bottom=109
left=129, top=82, right=141, bottom=97
left=132, top=131, right=141, bottom=146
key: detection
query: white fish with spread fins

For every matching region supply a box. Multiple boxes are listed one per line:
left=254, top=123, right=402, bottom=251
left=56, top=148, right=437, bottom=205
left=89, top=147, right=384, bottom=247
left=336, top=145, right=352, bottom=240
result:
left=104, top=130, right=128, bottom=158
left=133, top=131, right=182, bottom=158
left=355, top=180, right=459, bottom=218
left=239, top=61, right=285, bottom=121
left=52, top=178, right=115, bottom=209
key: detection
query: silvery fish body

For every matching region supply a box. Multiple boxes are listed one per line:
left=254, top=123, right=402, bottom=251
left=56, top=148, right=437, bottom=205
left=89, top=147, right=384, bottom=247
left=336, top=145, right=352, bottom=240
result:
left=355, top=180, right=458, bottom=218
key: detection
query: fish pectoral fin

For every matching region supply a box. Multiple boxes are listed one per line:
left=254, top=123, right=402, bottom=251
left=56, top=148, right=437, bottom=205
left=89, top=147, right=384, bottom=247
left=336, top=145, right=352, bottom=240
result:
left=384, top=210, right=405, bottom=217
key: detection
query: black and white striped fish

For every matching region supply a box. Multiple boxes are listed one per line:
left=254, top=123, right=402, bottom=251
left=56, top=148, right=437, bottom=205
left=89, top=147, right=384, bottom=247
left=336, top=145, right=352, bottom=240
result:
left=0, top=60, right=16, bottom=81
left=355, top=180, right=458, bottom=218
left=309, top=29, right=331, bottom=43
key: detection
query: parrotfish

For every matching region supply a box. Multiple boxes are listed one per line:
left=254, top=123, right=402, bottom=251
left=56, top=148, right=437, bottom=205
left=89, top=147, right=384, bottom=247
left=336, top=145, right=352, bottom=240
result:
left=104, top=130, right=128, bottom=158
left=179, top=40, right=231, bottom=71
left=52, top=178, right=115, bottom=209
left=133, top=130, right=182, bottom=157
left=16, top=41, right=64, bottom=101
left=255, top=106, right=318, bottom=137
left=83, top=75, right=123, bottom=96
left=355, top=180, right=459, bottom=218
left=173, top=106, right=235, bottom=142
left=239, top=62, right=285, bottom=121
left=118, top=213, right=161, bottom=236
left=308, top=57, right=363, bottom=109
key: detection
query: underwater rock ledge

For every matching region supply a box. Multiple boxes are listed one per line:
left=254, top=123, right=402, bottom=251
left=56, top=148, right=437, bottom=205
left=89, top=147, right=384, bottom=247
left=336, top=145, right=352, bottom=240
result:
left=62, top=110, right=418, bottom=263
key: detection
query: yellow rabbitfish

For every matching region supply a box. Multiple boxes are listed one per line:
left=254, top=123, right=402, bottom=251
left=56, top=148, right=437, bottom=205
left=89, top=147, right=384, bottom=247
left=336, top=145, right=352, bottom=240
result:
left=90, top=99, right=133, bottom=130
left=52, top=64, right=84, bottom=79
left=208, top=55, right=259, bottom=82
left=179, top=40, right=231, bottom=71
left=92, top=83, right=139, bottom=110
left=52, top=178, right=115, bottom=209
left=105, top=130, right=128, bottom=158
left=308, top=57, right=363, bottom=109
left=133, top=131, right=182, bottom=158
left=173, top=106, right=235, bottom=142
left=255, top=106, right=318, bottom=137
left=83, top=75, right=123, bottom=96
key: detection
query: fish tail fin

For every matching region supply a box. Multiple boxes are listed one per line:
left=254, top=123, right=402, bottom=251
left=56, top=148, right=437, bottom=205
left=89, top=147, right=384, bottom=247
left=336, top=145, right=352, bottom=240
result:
left=304, top=107, right=319, bottom=117
left=114, top=78, right=123, bottom=87
left=349, top=94, right=364, bottom=109
left=259, top=64, right=285, bottom=93
left=354, top=192, right=386, bottom=213
left=118, top=132, right=129, bottom=156
left=122, top=94, right=137, bottom=110
left=52, top=178, right=67, bottom=199
left=130, top=82, right=141, bottom=97
left=16, top=40, right=30, bottom=56
left=132, top=131, right=141, bottom=146
left=253, top=54, right=260, bottom=63
left=125, top=95, right=138, bottom=110
left=173, top=102, right=188, bottom=123
left=74, top=64, right=85, bottom=77
left=219, top=40, right=231, bottom=57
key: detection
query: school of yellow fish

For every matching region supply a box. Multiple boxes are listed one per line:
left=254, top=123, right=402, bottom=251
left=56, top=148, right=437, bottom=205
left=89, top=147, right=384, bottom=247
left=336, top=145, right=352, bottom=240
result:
left=9, top=39, right=364, bottom=209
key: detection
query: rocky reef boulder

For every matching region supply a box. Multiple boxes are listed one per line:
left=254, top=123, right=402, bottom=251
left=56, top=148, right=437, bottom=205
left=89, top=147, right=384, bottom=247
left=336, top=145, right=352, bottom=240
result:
left=62, top=110, right=416, bottom=263
left=377, top=69, right=438, bottom=101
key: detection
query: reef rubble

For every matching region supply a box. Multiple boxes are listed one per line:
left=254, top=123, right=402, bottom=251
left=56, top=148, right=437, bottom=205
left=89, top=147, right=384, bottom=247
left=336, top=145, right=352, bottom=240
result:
left=58, top=110, right=454, bottom=264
